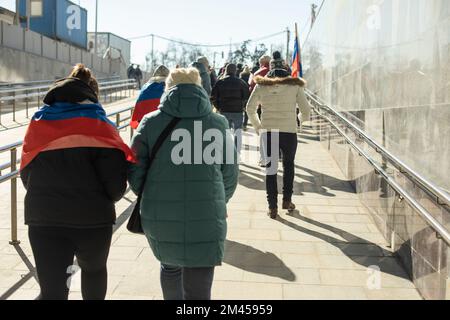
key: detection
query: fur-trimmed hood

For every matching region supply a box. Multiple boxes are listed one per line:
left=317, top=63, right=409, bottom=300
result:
left=254, top=76, right=306, bottom=87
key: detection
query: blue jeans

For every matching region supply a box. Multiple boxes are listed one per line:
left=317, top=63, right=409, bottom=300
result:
left=221, top=112, right=244, bottom=154
left=160, top=264, right=215, bottom=300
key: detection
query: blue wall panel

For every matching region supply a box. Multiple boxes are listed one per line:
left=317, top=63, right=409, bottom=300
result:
left=19, top=0, right=88, bottom=49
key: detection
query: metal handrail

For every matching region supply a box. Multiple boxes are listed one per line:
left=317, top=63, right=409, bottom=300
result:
left=0, top=80, right=136, bottom=124
left=0, top=79, right=135, bottom=96
left=0, top=76, right=120, bottom=89
left=0, top=106, right=135, bottom=244
left=305, top=90, right=450, bottom=245
left=305, top=90, right=450, bottom=208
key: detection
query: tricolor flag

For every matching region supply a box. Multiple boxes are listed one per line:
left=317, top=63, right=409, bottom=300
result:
left=21, top=102, right=136, bottom=171
left=130, top=82, right=165, bottom=129
left=291, top=23, right=303, bottom=78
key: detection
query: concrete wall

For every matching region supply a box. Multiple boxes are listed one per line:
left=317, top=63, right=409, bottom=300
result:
left=0, top=21, right=127, bottom=82
left=305, top=0, right=450, bottom=300
left=0, top=46, right=109, bottom=82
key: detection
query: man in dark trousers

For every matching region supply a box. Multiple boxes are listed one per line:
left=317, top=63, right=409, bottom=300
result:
left=211, top=63, right=250, bottom=155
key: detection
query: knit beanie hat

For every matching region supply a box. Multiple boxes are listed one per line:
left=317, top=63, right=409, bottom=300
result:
left=197, top=56, right=210, bottom=70
left=153, top=65, right=170, bottom=78
left=269, top=51, right=284, bottom=70
left=165, top=68, right=202, bottom=90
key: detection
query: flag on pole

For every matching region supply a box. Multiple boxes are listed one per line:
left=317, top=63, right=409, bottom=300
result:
left=291, top=23, right=303, bottom=78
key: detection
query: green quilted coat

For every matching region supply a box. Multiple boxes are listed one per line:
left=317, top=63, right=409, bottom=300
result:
left=128, top=84, right=239, bottom=267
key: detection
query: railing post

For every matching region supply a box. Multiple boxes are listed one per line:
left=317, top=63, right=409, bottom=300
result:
left=12, top=91, right=16, bottom=122
left=116, top=113, right=121, bottom=128
left=37, top=88, right=40, bottom=110
left=10, top=148, right=20, bottom=245
left=130, top=109, right=134, bottom=140
left=25, top=90, right=29, bottom=118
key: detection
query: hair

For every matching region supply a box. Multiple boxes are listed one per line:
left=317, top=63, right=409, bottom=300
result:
left=69, top=63, right=99, bottom=96
left=272, top=51, right=282, bottom=60
left=241, top=66, right=251, bottom=74
left=259, top=55, right=271, bottom=66
left=165, top=67, right=202, bottom=91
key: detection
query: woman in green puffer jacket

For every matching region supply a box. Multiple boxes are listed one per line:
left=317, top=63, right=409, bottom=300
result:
left=128, top=68, right=239, bottom=300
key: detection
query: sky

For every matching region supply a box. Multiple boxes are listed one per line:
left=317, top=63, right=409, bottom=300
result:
left=2, top=0, right=322, bottom=67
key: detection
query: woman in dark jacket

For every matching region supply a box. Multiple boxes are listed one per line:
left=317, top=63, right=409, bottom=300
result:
left=20, top=64, right=132, bottom=300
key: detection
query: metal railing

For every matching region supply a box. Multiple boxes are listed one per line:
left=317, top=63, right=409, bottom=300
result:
left=0, top=106, right=135, bottom=245
left=0, top=79, right=136, bottom=124
left=305, top=90, right=450, bottom=246
left=0, top=76, right=120, bottom=90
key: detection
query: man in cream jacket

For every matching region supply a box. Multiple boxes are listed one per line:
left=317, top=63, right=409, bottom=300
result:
left=246, top=69, right=312, bottom=219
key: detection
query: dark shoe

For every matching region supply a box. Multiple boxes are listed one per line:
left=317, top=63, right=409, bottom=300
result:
left=282, top=201, right=296, bottom=212
left=268, top=208, right=278, bottom=219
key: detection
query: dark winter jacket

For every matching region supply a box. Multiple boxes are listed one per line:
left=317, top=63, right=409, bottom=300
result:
left=21, top=148, right=128, bottom=227
left=20, top=79, right=128, bottom=228
left=190, top=62, right=212, bottom=95
left=211, top=75, right=250, bottom=113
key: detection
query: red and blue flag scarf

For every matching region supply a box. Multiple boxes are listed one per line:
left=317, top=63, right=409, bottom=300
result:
left=20, top=102, right=136, bottom=171
left=130, top=81, right=165, bottom=129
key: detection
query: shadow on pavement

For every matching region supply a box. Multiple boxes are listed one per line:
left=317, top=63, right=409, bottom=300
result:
left=224, top=240, right=296, bottom=282
left=277, top=212, right=411, bottom=280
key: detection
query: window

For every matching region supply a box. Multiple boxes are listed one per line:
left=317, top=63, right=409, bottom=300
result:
left=30, top=0, right=43, bottom=17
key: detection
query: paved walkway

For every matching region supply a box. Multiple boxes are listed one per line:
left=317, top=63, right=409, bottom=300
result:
left=0, top=113, right=421, bottom=300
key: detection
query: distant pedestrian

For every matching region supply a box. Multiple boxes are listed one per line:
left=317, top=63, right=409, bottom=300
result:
left=251, top=62, right=260, bottom=74
left=240, top=66, right=252, bottom=130
left=210, top=66, right=218, bottom=88
left=246, top=69, right=311, bottom=219
left=240, top=66, right=251, bottom=84
left=134, top=65, right=143, bottom=89
left=190, top=56, right=212, bottom=95
left=127, top=64, right=135, bottom=79
left=130, top=65, right=170, bottom=129
left=237, top=63, right=244, bottom=77
left=20, top=64, right=134, bottom=300
left=128, top=68, right=239, bottom=300
left=211, top=63, right=250, bottom=154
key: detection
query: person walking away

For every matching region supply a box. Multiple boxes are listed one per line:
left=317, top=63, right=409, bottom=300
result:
left=128, top=68, right=239, bottom=300
left=20, top=64, right=134, bottom=300
left=134, top=65, right=144, bottom=89
left=246, top=69, right=311, bottom=219
left=127, top=64, right=135, bottom=79
left=249, top=55, right=271, bottom=92
left=240, top=66, right=251, bottom=84
left=130, top=65, right=170, bottom=129
left=211, top=63, right=250, bottom=155
left=236, top=64, right=244, bottom=78
left=251, top=62, right=260, bottom=75
left=240, top=66, right=252, bottom=130
left=209, top=66, right=218, bottom=88
left=191, top=57, right=212, bottom=96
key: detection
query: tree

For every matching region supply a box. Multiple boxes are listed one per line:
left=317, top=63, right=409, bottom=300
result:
left=232, top=40, right=252, bottom=64
left=251, top=43, right=268, bottom=65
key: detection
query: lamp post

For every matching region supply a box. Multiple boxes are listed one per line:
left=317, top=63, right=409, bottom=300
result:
left=14, top=0, right=20, bottom=25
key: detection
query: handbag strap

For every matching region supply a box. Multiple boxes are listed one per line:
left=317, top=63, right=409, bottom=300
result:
left=138, top=117, right=181, bottom=198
